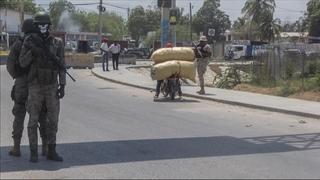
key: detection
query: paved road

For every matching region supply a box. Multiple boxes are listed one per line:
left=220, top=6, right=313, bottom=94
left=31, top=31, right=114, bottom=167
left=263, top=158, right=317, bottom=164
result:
left=1, top=67, right=320, bottom=179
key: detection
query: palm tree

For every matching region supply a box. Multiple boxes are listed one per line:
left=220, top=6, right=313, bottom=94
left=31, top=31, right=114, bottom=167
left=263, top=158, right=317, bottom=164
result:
left=307, top=0, right=320, bottom=37
left=242, top=0, right=276, bottom=23
left=241, top=0, right=276, bottom=40
left=259, top=13, right=281, bottom=42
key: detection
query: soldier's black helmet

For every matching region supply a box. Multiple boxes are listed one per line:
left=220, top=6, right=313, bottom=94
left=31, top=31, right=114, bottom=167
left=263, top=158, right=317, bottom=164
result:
left=22, top=18, right=36, bottom=33
left=33, top=12, right=51, bottom=25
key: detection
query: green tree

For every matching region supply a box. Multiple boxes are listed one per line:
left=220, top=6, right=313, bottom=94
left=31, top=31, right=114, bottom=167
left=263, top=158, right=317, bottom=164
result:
left=0, top=0, right=43, bottom=14
left=71, top=10, right=97, bottom=32
left=231, top=17, right=253, bottom=40
left=192, top=0, right=231, bottom=40
left=306, top=0, right=320, bottom=37
left=242, top=0, right=276, bottom=24
left=242, top=0, right=276, bottom=40
left=177, top=8, right=190, bottom=25
left=48, top=0, right=76, bottom=30
left=127, top=6, right=147, bottom=43
left=281, top=17, right=308, bottom=32
left=259, top=13, right=281, bottom=42
left=232, top=17, right=247, bottom=31
left=72, top=10, right=127, bottom=39
left=101, top=12, right=127, bottom=40
left=145, top=6, right=161, bottom=32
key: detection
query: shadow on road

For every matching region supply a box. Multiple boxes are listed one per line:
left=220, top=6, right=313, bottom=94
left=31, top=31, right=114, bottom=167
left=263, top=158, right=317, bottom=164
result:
left=1, top=133, right=319, bottom=172
left=153, top=98, right=200, bottom=103
left=97, top=87, right=117, bottom=90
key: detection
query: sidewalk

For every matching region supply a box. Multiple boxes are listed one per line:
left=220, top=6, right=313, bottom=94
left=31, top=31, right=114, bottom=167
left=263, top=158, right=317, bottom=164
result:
left=91, top=63, right=320, bottom=119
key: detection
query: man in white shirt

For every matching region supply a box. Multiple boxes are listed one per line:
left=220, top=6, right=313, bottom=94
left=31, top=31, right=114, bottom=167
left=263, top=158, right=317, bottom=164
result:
left=100, top=38, right=109, bottom=71
left=109, top=41, right=121, bottom=70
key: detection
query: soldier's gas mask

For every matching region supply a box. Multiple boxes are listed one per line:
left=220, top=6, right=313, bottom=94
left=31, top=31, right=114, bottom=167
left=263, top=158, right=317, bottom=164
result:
left=36, top=23, right=50, bottom=38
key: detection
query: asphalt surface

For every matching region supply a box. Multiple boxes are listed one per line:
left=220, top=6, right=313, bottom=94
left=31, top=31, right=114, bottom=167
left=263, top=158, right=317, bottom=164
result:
left=1, top=67, right=320, bottom=179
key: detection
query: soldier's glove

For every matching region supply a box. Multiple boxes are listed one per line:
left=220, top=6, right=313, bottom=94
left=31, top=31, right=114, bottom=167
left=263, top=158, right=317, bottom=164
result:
left=57, top=84, right=65, bottom=99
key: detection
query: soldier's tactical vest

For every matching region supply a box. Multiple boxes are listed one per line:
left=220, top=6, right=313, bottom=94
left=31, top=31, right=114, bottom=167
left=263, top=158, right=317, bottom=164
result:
left=28, top=35, right=60, bottom=85
left=195, top=44, right=210, bottom=58
left=6, top=38, right=29, bottom=79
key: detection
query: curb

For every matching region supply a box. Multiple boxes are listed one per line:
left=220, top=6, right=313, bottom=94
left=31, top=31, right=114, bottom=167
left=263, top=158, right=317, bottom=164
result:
left=126, top=65, right=151, bottom=69
left=92, top=69, right=154, bottom=91
left=91, top=69, right=320, bottom=119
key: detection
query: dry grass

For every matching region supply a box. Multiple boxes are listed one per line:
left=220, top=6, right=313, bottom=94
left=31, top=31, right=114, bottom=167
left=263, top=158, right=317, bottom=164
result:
left=234, top=83, right=320, bottom=102
left=289, top=91, right=320, bottom=102
left=128, top=66, right=320, bottom=102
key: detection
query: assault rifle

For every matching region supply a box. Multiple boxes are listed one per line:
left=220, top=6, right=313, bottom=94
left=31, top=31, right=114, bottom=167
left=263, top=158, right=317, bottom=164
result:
left=30, top=35, right=76, bottom=82
left=192, top=42, right=203, bottom=58
left=46, top=49, right=76, bottom=82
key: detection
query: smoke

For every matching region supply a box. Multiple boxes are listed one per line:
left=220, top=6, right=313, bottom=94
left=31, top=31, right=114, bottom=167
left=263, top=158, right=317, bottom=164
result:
left=58, top=11, right=81, bottom=32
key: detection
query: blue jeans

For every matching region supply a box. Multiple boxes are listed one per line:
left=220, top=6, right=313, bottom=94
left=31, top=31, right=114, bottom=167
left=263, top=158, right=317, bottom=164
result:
left=155, top=80, right=164, bottom=95
left=112, top=53, right=120, bottom=70
left=102, top=52, right=108, bottom=71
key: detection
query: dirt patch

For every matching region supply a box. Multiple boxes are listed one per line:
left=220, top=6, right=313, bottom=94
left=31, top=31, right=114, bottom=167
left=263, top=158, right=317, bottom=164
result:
left=289, top=91, right=320, bottom=102
left=234, top=83, right=320, bottom=102
left=233, top=84, right=279, bottom=96
left=128, top=67, right=151, bottom=76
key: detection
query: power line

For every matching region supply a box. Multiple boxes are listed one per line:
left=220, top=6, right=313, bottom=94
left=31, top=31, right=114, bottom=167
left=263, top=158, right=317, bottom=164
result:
left=37, top=2, right=99, bottom=6
left=103, top=2, right=128, bottom=10
left=277, top=7, right=305, bottom=13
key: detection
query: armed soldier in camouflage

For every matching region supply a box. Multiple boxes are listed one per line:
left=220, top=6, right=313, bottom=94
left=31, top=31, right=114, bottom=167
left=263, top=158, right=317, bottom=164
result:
left=19, top=12, right=66, bottom=163
left=6, top=18, right=48, bottom=158
left=194, top=36, right=212, bottom=95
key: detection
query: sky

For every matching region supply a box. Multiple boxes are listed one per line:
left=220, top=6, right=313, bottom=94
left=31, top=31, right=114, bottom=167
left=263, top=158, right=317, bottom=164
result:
left=35, top=0, right=308, bottom=23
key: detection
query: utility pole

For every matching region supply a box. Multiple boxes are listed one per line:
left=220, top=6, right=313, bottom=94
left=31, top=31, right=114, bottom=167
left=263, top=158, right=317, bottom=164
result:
left=171, top=0, right=176, bottom=47
left=19, top=0, right=24, bottom=32
left=189, top=2, right=192, bottom=42
left=127, top=8, right=130, bottom=20
left=160, top=1, right=170, bottom=48
left=98, top=0, right=103, bottom=48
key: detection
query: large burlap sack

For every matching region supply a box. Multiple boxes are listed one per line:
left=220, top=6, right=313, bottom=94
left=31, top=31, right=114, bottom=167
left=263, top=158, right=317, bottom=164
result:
left=151, top=60, right=196, bottom=82
left=151, top=47, right=195, bottom=64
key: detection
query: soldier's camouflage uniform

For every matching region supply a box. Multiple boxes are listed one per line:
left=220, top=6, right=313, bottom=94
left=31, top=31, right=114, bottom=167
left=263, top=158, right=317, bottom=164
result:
left=19, top=33, right=66, bottom=151
left=196, top=44, right=211, bottom=91
left=197, top=57, right=209, bottom=88
left=6, top=38, right=47, bottom=156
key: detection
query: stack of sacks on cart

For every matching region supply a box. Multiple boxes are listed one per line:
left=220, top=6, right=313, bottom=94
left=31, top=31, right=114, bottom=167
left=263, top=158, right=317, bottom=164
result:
left=150, top=47, right=196, bottom=82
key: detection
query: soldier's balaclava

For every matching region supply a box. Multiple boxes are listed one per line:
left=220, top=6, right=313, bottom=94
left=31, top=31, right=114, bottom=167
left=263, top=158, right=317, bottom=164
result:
left=36, top=23, right=50, bottom=39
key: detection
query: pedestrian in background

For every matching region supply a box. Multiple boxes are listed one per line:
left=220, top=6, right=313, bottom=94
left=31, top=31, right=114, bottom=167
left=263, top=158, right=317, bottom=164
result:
left=100, top=38, right=109, bottom=71
left=109, top=41, right=121, bottom=70
left=195, top=36, right=212, bottom=95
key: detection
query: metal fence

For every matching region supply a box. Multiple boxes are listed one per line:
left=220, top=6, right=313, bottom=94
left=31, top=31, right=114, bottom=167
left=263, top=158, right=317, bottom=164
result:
left=228, top=43, right=320, bottom=94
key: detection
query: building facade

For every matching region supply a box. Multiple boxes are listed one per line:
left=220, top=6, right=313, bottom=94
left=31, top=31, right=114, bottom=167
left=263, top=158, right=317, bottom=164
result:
left=0, top=9, right=32, bottom=33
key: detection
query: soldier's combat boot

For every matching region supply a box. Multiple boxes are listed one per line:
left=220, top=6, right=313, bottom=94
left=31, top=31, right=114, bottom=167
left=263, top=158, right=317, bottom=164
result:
left=41, top=138, right=48, bottom=156
left=29, top=144, right=38, bottom=163
left=9, top=140, right=21, bottom=157
left=197, top=89, right=205, bottom=95
left=47, top=144, right=63, bottom=162
left=197, top=85, right=205, bottom=95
